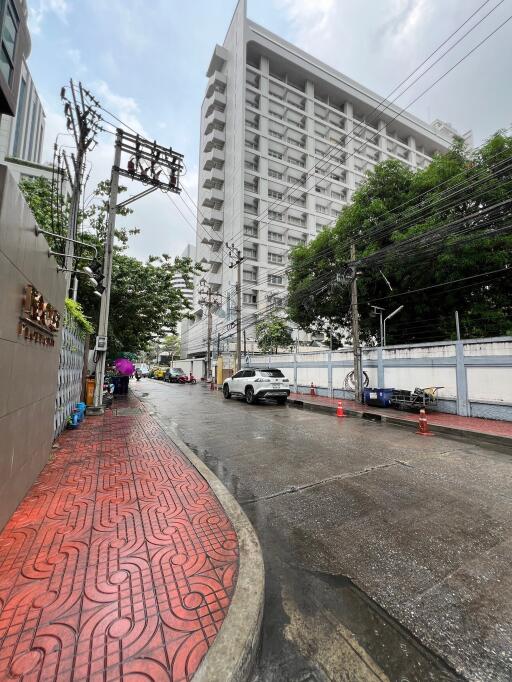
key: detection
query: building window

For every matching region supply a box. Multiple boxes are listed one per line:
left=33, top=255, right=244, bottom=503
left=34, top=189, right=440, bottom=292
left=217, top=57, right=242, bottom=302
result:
left=268, top=189, right=283, bottom=200
left=243, top=270, right=257, bottom=282
left=27, top=100, right=37, bottom=161
left=244, top=224, right=258, bottom=237
left=288, top=236, right=305, bottom=246
left=12, top=75, right=26, bottom=156
left=268, top=231, right=284, bottom=242
left=268, top=252, right=284, bottom=264
left=0, top=1, right=19, bottom=86
left=268, top=274, right=283, bottom=285
left=243, top=293, right=257, bottom=305
left=244, top=247, right=257, bottom=260
left=268, top=210, right=283, bottom=221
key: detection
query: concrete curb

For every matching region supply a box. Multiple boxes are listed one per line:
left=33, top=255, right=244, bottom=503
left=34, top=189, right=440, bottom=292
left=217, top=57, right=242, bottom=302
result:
left=148, top=411, right=265, bottom=682
left=289, top=399, right=512, bottom=449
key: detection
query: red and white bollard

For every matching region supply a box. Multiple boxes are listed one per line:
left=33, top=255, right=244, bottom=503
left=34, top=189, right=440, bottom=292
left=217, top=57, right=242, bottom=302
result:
left=416, top=408, right=434, bottom=436
left=336, top=400, right=345, bottom=418
left=310, top=382, right=317, bottom=396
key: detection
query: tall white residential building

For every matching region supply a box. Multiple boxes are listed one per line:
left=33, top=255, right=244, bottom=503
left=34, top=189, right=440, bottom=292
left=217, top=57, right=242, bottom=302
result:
left=183, top=0, right=464, bottom=358
left=173, top=243, right=195, bottom=307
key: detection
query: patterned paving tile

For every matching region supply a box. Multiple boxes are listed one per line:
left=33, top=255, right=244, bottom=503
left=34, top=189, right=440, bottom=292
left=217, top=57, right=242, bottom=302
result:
left=0, top=396, right=239, bottom=681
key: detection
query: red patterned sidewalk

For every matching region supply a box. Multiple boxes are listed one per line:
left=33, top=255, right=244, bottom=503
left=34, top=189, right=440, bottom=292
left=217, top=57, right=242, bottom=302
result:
left=291, top=392, right=512, bottom=440
left=0, top=396, right=239, bottom=681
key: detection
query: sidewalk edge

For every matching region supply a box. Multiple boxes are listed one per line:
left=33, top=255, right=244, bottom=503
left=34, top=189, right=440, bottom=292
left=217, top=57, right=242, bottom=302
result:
left=289, top=399, right=512, bottom=449
left=150, top=414, right=264, bottom=682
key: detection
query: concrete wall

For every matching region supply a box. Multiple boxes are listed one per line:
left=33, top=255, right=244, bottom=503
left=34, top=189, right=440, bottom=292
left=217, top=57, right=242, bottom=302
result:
left=0, top=164, right=66, bottom=530
left=247, top=337, right=512, bottom=421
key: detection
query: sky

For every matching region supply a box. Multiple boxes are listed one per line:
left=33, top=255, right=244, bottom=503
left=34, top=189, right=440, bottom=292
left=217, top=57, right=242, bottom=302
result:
left=28, top=0, right=512, bottom=262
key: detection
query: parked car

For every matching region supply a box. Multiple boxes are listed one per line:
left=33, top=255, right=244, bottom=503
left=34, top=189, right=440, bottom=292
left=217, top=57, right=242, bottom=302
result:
left=223, top=368, right=290, bottom=404
left=164, top=367, right=186, bottom=383
left=152, top=367, right=166, bottom=380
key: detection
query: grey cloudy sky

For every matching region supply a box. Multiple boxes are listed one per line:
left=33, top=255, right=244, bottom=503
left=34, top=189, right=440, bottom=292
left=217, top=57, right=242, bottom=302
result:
left=29, top=0, right=512, bottom=262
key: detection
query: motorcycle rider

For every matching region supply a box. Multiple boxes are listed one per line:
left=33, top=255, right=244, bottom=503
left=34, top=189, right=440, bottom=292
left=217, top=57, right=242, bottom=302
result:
left=135, top=368, right=142, bottom=381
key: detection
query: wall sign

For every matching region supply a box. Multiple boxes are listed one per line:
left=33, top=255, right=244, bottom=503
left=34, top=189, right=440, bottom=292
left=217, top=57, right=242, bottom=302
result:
left=18, top=285, right=61, bottom=346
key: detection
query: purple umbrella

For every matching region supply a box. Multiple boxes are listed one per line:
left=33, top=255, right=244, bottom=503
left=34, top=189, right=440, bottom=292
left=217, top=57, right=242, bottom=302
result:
left=114, top=358, right=135, bottom=376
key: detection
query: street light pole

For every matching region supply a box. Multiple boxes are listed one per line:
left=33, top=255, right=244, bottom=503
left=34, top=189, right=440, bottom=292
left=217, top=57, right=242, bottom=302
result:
left=371, top=305, right=385, bottom=347
left=383, top=305, right=404, bottom=347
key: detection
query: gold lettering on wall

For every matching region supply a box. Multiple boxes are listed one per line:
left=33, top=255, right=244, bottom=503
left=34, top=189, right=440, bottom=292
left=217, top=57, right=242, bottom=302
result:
left=18, top=285, right=61, bottom=347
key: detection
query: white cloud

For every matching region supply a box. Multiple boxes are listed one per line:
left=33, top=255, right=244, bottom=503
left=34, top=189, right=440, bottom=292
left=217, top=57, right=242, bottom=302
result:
left=29, top=0, right=69, bottom=34
left=276, top=0, right=335, bottom=50
left=66, top=48, right=86, bottom=74
left=93, top=80, right=148, bottom=138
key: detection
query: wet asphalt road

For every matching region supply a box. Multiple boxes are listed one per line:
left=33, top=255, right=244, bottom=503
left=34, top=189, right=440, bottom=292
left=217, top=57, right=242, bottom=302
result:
left=133, top=379, right=512, bottom=682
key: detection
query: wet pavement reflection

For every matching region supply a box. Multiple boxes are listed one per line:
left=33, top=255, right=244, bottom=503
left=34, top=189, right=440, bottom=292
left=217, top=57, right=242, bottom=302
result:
left=135, top=379, right=512, bottom=682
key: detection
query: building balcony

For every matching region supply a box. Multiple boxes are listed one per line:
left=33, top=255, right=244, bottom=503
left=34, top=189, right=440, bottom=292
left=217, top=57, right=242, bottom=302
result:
left=206, top=45, right=228, bottom=77
left=205, top=86, right=226, bottom=110
left=205, top=102, right=226, bottom=123
left=202, top=187, right=224, bottom=207
left=207, top=270, right=223, bottom=286
left=203, top=147, right=225, bottom=170
left=203, top=128, right=226, bottom=153
left=203, top=167, right=224, bottom=189
left=202, top=207, right=224, bottom=224
left=208, top=252, right=223, bottom=266
left=205, top=109, right=225, bottom=131
left=206, top=71, right=227, bottom=98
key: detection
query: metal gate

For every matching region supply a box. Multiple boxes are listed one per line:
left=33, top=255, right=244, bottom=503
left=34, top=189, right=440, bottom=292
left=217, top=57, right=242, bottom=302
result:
left=54, top=310, right=87, bottom=437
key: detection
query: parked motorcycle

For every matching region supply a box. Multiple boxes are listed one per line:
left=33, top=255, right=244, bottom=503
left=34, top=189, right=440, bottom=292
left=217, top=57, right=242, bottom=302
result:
left=178, top=373, right=197, bottom=385
left=135, top=369, right=142, bottom=381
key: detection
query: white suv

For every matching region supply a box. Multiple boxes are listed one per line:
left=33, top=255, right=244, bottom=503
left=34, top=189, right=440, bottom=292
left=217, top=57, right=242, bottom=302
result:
left=223, top=368, right=290, bottom=405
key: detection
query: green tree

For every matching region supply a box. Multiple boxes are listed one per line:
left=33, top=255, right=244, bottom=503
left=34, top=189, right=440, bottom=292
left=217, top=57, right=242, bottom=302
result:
left=160, top=334, right=181, bottom=365
left=20, top=177, right=201, bottom=357
left=19, top=176, right=69, bottom=253
left=288, top=133, right=512, bottom=345
left=256, top=315, right=294, bottom=353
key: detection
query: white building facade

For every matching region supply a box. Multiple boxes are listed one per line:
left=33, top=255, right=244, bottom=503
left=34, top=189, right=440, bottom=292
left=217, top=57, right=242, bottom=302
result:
left=173, top=243, right=195, bottom=307
left=183, top=0, right=464, bottom=358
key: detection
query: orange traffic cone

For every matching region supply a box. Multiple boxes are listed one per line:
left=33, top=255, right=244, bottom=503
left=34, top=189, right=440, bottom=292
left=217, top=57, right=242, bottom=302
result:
left=336, top=400, right=345, bottom=417
left=416, top=408, right=434, bottom=436
left=310, top=382, right=316, bottom=396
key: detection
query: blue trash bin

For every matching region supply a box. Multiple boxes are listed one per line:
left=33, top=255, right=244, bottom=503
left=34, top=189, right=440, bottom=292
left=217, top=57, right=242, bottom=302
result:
left=364, top=388, right=394, bottom=407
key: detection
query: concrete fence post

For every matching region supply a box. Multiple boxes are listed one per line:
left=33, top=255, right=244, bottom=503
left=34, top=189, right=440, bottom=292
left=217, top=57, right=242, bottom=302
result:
left=293, top=353, right=298, bottom=393
left=328, top=350, right=333, bottom=398
left=377, top=347, right=385, bottom=387
left=455, top=341, right=470, bottom=417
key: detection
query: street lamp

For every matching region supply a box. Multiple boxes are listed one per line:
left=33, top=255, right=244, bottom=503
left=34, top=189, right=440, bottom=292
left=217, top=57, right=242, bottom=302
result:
left=383, top=305, right=404, bottom=347
left=370, top=305, right=385, bottom=347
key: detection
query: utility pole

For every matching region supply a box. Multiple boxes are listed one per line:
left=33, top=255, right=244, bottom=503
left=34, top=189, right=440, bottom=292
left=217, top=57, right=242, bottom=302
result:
left=198, top=279, right=221, bottom=382
left=226, top=243, right=244, bottom=371
left=61, top=81, right=101, bottom=297
left=93, top=130, right=122, bottom=409
left=350, top=243, right=362, bottom=403
left=92, top=127, right=184, bottom=410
